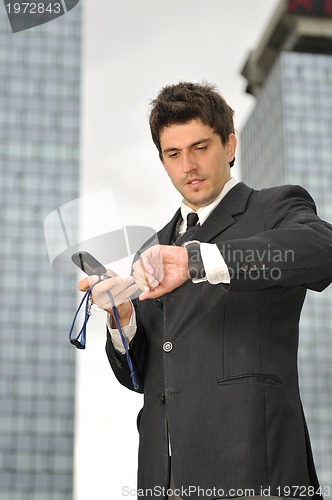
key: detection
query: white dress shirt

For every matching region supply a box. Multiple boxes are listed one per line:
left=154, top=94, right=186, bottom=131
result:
left=108, top=177, right=239, bottom=353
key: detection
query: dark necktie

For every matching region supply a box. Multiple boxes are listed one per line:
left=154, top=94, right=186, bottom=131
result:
left=173, top=212, right=199, bottom=246
left=186, top=212, right=199, bottom=230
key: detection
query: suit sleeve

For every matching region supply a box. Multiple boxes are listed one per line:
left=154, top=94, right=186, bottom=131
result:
left=104, top=231, right=167, bottom=393
left=105, top=299, right=148, bottom=393
left=217, top=185, right=332, bottom=292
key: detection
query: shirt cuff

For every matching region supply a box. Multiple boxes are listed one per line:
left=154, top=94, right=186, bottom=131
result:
left=198, top=243, right=230, bottom=285
left=107, top=301, right=137, bottom=354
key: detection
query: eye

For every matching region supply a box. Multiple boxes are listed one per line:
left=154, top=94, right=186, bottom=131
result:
left=169, top=152, right=179, bottom=159
left=195, top=145, right=207, bottom=151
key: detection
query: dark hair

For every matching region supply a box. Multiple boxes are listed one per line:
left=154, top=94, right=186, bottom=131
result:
left=149, top=81, right=235, bottom=167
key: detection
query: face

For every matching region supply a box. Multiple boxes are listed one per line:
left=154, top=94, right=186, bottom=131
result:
left=160, top=119, right=236, bottom=210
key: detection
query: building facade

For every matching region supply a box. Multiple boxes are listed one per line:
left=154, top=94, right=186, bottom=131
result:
left=241, top=3, right=332, bottom=486
left=0, top=6, right=81, bottom=500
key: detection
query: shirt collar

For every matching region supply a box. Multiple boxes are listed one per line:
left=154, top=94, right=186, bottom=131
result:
left=180, top=177, right=239, bottom=228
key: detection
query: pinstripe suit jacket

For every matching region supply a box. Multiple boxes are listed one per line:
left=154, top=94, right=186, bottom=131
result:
left=106, top=182, right=332, bottom=500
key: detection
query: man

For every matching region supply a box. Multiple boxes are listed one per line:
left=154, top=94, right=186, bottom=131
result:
left=78, top=82, right=332, bottom=500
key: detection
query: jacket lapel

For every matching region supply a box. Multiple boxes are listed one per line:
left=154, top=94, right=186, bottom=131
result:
left=157, top=208, right=182, bottom=245
left=156, top=182, right=253, bottom=245
left=194, top=182, right=253, bottom=243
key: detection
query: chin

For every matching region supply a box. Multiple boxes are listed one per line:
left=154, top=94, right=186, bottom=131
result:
left=191, top=191, right=217, bottom=206
left=186, top=196, right=214, bottom=209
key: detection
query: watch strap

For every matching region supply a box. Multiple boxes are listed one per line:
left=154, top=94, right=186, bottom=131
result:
left=183, top=240, right=206, bottom=280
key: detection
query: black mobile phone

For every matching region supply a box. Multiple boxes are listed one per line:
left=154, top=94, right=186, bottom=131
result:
left=71, top=251, right=109, bottom=279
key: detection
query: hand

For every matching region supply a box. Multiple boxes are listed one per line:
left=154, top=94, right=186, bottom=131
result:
left=77, top=270, right=138, bottom=326
left=132, top=245, right=190, bottom=300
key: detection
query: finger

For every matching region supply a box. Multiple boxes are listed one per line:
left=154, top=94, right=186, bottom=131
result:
left=138, top=284, right=167, bottom=301
left=138, top=251, right=155, bottom=275
left=136, top=271, right=159, bottom=289
left=97, top=282, right=138, bottom=310
left=77, top=275, right=99, bottom=292
left=92, top=275, right=123, bottom=296
left=109, top=276, right=137, bottom=299
left=105, top=268, right=118, bottom=278
left=112, top=283, right=139, bottom=307
left=132, top=263, right=150, bottom=291
left=143, top=247, right=164, bottom=284
left=77, top=277, right=90, bottom=292
left=92, top=276, right=137, bottom=309
left=132, top=269, right=151, bottom=293
left=147, top=275, right=160, bottom=289
left=133, top=258, right=153, bottom=291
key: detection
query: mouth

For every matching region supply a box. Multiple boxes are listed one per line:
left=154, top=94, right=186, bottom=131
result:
left=186, top=178, right=205, bottom=188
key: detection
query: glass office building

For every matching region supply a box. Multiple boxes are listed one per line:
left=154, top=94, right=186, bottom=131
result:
left=0, top=6, right=81, bottom=500
left=241, top=51, right=332, bottom=484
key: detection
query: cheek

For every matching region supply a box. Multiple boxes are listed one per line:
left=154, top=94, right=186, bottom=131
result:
left=165, top=165, right=180, bottom=180
left=163, top=165, right=172, bottom=179
left=166, top=170, right=181, bottom=186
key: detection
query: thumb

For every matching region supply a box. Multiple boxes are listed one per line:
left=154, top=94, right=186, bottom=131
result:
left=138, top=284, right=168, bottom=301
left=77, top=275, right=99, bottom=292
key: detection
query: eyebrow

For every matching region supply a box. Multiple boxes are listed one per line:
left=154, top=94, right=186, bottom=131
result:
left=163, top=137, right=211, bottom=154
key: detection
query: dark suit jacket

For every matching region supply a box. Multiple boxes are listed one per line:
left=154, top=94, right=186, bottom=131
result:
left=106, top=183, right=332, bottom=499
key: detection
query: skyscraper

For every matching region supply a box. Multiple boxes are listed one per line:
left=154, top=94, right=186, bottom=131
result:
left=0, top=5, right=81, bottom=499
left=241, top=0, right=332, bottom=485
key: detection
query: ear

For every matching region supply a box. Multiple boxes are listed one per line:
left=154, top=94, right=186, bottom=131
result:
left=226, top=134, right=237, bottom=163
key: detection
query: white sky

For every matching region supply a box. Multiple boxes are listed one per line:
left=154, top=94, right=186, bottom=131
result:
left=75, top=1, right=280, bottom=499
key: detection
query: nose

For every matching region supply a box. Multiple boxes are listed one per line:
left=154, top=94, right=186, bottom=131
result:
left=181, top=151, right=197, bottom=173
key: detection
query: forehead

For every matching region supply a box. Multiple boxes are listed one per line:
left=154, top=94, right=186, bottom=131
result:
left=160, top=119, right=217, bottom=149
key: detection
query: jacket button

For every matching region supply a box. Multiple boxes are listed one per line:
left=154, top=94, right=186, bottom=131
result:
left=156, top=299, right=163, bottom=309
left=240, top=264, right=249, bottom=271
left=163, top=341, right=173, bottom=352
left=158, top=393, right=165, bottom=403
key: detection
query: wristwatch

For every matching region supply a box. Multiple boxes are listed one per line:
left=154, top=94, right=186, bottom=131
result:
left=182, top=240, right=206, bottom=280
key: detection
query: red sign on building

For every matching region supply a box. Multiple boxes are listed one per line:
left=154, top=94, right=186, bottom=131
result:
left=288, top=0, right=332, bottom=16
